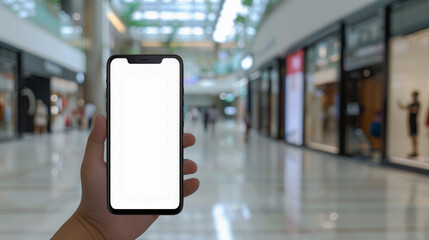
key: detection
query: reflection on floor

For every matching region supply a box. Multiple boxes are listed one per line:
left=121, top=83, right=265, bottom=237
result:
left=0, top=120, right=429, bottom=239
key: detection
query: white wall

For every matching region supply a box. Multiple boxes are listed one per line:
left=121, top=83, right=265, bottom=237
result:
left=250, top=0, right=379, bottom=69
left=0, top=6, right=86, bottom=73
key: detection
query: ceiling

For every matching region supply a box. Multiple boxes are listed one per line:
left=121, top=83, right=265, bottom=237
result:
left=110, top=0, right=275, bottom=47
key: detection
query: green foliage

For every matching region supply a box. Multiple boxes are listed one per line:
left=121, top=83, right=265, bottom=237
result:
left=235, top=14, right=246, bottom=25
left=242, top=0, right=253, bottom=7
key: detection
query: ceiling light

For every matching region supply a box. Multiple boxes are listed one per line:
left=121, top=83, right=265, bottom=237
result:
left=131, top=11, right=144, bottom=21
left=161, top=26, right=173, bottom=34
left=241, top=55, right=253, bottom=71
left=193, top=12, right=206, bottom=21
left=60, top=26, right=75, bottom=35
left=72, top=12, right=81, bottom=21
left=144, top=11, right=159, bottom=20
left=160, top=11, right=175, bottom=20
left=169, top=41, right=215, bottom=48
left=176, top=12, right=191, bottom=20
left=193, top=27, right=204, bottom=35
left=246, top=27, right=256, bottom=35
left=178, top=27, right=192, bottom=35
left=107, top=10, right=126, bottom=33
left=144, top=27, right=159, bottom=34
left=208, top=13, right=216, bottom=21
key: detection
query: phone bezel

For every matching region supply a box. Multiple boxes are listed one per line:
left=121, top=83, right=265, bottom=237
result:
left=106, top=54, right=184, bottom=215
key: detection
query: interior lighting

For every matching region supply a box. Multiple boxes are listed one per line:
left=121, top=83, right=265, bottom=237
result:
left=246, top=27, right=256, bottom=36
left=161, top=26, right=173, bottom=34
left=72, top=12, right=81, bottom=21
left=208, top=13, right=216, bottom=21
left=143, top=11, right=159, bottom=20
left=200, top=79, right=215, bottom=87
left=131, top=11, right=143, bottom=21
left=213, top=0, right=247, bottom=43
left=160, top=11, right=176, bottom=21
left=219, top=92, right=227, bottom=100
left=241, top=55, right=253, bottom=70
left=51, top=106, right=59, bottom=115
left=107, top=10, right=126, bottom=33
left=329, top=54, right=340, bottom=62
left=60, top=26, right=75, bottom=35
left=141, top=41, right=164, bottom=47
left=318, top=46, right=327, bottom=58
left=169, top=41, right=215, bottom=48
left=178, top=27, right=192, bottom=35
left=193, top=12, right=206, bottom=21
left=50, top=94, right=58, bottom=102
left=144, top=27, right=159, bottom=35
left=176, top=12, right=191, bottom=20
left=193, top=27, right=204, bottom=35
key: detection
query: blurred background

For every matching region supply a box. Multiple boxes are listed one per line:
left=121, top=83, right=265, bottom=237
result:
left=1, top=0, right=429, bottom=239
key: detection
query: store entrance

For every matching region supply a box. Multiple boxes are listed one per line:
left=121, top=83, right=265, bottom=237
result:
left=344, top=66, right=383, bottom=158
left=19, top=75, right=51, bottom=133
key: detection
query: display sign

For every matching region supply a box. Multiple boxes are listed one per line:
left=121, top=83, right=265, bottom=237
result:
left=285, top=49, right=304, bottom=145
left=344, top=15, right=385, bottom=71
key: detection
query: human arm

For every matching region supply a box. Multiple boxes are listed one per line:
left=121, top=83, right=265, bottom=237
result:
left=52, top=114, right=199, bottom=240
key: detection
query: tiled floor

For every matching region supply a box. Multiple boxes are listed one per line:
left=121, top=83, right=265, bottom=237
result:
left=0, top=120, right=429, bottom=239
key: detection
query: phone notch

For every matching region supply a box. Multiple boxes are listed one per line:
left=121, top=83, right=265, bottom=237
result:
left=126, top=55, right=163, bottom=64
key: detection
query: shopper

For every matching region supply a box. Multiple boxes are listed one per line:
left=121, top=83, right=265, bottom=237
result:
left=208, top=106, right=219, bottom=134
left=34, top=99, right=48, bottom=134
left=84, top=103, right=96, bottom=130
left=203, top=107, right=209, bottom=131
left=398, top=91, right=420, bottom=158
left=244, top=110, right=251, bottom=142
left=52, top=114, right=200, bottom=239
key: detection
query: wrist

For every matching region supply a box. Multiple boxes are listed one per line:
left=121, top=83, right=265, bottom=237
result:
left=74, top=208, right=105, bottom=240
left=52, top=209, right=104, bottom=240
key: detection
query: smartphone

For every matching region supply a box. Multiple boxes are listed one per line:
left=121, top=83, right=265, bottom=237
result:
left=107, top=55, right=183, bottom=214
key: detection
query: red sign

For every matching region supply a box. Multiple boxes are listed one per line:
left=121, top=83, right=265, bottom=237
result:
left=286, top=49, right=304, bottom=75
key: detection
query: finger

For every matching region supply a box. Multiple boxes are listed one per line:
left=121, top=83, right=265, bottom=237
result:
left=82, top=114, right=106, bottom=176
left=183, top=178, right=199, bottom=197
left=183, top=133, right=195, bottom=148
left=183, top=159, right=197, bottom=175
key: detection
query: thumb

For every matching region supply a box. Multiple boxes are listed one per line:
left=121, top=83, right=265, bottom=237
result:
left=81, top=114, right=106, bottom=177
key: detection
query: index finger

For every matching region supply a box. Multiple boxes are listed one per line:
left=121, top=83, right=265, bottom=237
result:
left=183, top=133, right=195, bottom=148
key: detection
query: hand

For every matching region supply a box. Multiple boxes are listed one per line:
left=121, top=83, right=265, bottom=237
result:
left=53, top=114, right=199, bottom=240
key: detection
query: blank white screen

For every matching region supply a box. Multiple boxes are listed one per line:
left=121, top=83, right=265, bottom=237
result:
left=110, top=58, right=180, bottom=210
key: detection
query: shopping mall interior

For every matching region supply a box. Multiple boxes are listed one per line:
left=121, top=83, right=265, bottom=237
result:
left=1, top=0, right=429, bottom=239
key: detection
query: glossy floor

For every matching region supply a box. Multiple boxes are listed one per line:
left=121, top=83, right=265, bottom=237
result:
left=1, top=121, right=429, bottom=239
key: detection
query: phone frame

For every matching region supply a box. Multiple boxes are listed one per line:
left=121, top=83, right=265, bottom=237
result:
left=106, top=54, right=184, bottom=215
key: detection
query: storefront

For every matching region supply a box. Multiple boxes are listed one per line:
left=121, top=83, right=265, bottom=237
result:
left=343, top=11, right=385, bottom=158
left=259, top=69, right=270, bottom=135
left=19, top=53, right=83, bottom=133
left=0, top=45, right=19, bottom=140
left=248, top=71, right=260, bottom=130
left=304, top=34, right=341, bottom=153
left=285, top=49, right=305, bottom=146
left=386, top=0, right=429, bottom=169
left=268, top=59, right=282, bottom=139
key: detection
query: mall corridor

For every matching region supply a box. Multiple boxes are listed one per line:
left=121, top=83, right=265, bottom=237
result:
left=0, top=121, right=428, bottom=239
